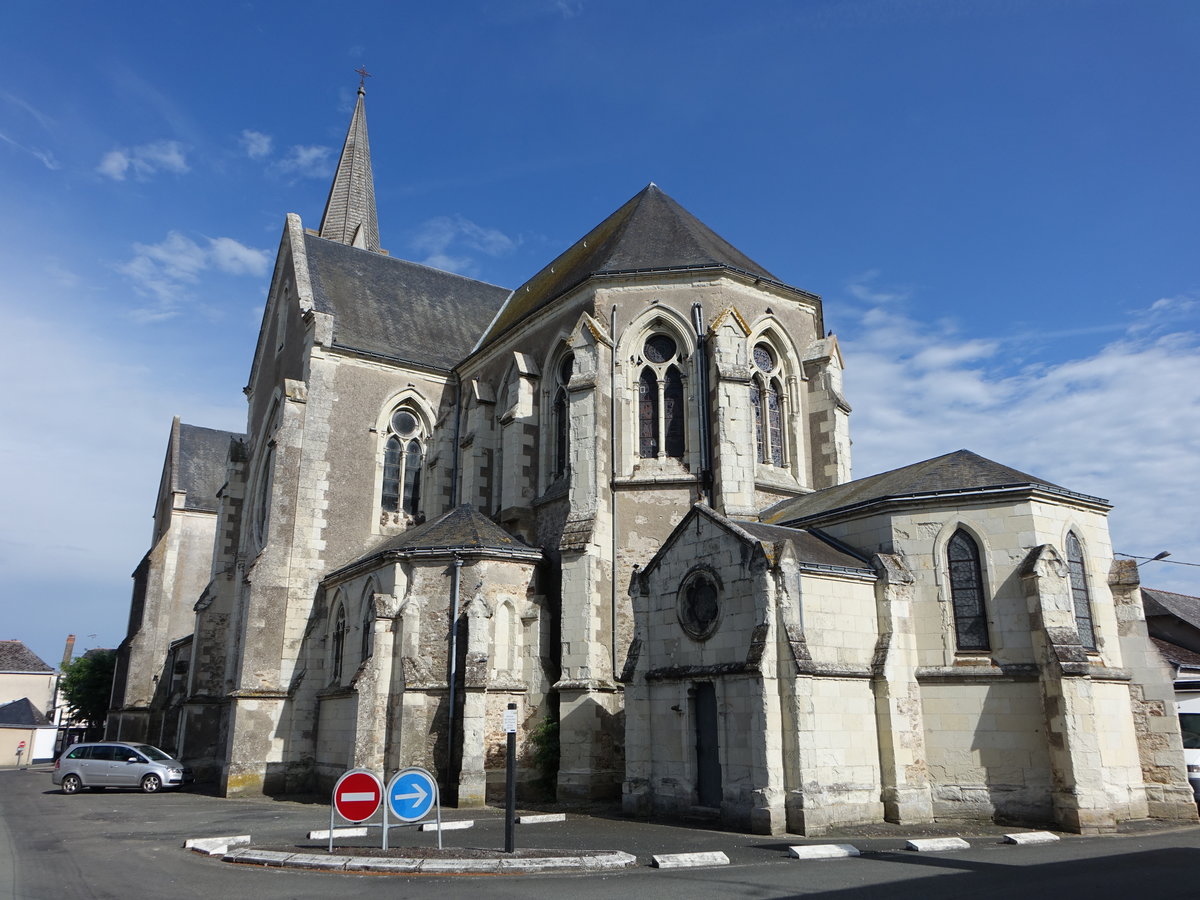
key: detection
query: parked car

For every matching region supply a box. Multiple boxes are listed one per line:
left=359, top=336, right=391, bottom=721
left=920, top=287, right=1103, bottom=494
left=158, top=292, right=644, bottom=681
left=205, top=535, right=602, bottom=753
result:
left=53, top=742, right=194, bottom=794
left=1178, top=696, right=1200, bottom=802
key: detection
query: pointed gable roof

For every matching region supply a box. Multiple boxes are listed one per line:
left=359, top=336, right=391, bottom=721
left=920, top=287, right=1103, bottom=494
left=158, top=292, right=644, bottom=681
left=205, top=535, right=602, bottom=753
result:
left=0, top=641, right=54, bottom=673
left=174, top=422, right=243, bottom=512
left=762, top=449, right=1109, bottom=527
left=0, top=697, right=50, bottom=727
left=318, top=84, right=381, bottom=252
left=477, top=183, right=785, bottom=349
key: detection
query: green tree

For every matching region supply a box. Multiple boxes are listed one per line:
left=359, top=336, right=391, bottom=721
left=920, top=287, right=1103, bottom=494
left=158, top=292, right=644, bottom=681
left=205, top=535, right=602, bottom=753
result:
left=60, top=650, right=117, bottom=731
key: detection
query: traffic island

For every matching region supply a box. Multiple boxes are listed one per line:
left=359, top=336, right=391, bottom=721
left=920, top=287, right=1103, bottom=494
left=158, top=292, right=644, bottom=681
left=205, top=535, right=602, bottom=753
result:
left=218, top=845, right=637, bottom=875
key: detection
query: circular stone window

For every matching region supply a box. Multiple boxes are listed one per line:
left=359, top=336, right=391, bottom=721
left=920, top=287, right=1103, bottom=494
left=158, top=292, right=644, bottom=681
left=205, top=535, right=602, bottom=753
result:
left=753, top=343, right=776, bottom=373
left=390, top=409, right=420, bottom=439
left=644, top=334, right=677, bottom=364
left=678, top=574, right=721, bottom=640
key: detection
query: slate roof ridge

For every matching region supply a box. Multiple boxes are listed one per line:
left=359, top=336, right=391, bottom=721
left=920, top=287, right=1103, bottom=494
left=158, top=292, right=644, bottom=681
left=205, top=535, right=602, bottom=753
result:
left=304, top=231, right=511, bottom=291
left=0, top=640, right=54, bottom=673
left=1151, top=636, right=1200, bottom=668
left=474, top=183, right=789, bottom=351
left=1142, top=587, right=1200, bottom=627
left=762, top=449, right=1107, bottom=526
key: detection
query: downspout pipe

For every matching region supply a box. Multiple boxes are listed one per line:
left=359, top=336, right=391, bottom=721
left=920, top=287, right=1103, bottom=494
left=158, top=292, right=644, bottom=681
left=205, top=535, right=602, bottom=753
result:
left=691, top=303, right=712, bottom=504
left=610, top=304, right=619, bottom=675
left=446, top=553, right=463, bottom=792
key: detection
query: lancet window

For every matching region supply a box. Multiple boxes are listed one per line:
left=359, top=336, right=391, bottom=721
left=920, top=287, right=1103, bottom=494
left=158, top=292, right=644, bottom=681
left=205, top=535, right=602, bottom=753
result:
left=1066, top=531, right=1097, bottom=651
left=331, top=601, right=347, bottom=684
left=553, top=353, right=574, bottom=481
left=947, top=530, right=990, bottom=651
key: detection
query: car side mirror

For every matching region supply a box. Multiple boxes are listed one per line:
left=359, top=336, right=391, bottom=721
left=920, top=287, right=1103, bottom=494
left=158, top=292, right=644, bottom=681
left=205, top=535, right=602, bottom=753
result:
left=127, top=757, right=139, bottom=763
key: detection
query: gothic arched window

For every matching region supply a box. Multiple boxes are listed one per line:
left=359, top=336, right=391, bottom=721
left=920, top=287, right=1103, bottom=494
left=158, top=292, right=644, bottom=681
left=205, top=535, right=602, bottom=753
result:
left=751, top=342, right=785, bottom=466
left=360, top=589, right=374, bottom=662
left=638, top=333, right=685, bottom=460
left=331, top=601, right=347, bottom=684
left=947, top=530, right=990, bottom=651
left=382, top=406, right=424, bottom=516
left=1066, top=531, right=1097, bottom=651
left=553, top=352, right=574, bottom=481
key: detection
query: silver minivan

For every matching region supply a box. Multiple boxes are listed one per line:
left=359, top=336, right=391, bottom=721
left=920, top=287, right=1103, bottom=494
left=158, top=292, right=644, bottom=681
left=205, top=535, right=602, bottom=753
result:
left=53, top=741, right=194, bottom=794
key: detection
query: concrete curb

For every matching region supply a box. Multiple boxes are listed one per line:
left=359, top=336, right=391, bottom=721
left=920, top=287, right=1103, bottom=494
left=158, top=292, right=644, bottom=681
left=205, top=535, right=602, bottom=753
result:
left=183, top=835, right=251, bottom=856
left=651, top=851, right=730, bottom=869
left=905, top=838, right=971, bottom=852
left=788, top=843, right=860, bottom=860
left=222, top=846, right=638, bottom=875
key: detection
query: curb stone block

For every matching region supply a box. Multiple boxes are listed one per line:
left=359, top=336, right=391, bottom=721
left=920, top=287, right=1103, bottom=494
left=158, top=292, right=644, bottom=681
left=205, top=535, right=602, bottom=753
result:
left=788, top=844, right=860, bottom=860
left=1004, top=831, right=1060, bottom=845
left=905, top=838, right=970, bottom=852
left=184, top=835, right=251, bottom=856
left=307, top=827, right=369, bottom=840
left=518, top=813, right=567, bottom=824
left=352, top=858, right=421, bottom=872
left=225, top=849, right=294, bottom=866
left=651, top=851, right=730, bottom=869
left=287, top=853, right=349, bottom=870
left=418, top=820, right=473, bottom=831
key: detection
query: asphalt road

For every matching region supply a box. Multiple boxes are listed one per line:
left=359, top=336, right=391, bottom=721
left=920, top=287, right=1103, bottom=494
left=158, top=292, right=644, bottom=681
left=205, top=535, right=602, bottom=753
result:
left=3, top=766, right=1200, bottom=899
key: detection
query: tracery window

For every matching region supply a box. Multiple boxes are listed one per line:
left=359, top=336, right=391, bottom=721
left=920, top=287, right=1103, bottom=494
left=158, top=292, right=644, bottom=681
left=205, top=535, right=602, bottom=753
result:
left=331, top=601, right=347, bottom=684
left=750, top=342, right=785, bottom=466
left=382, top=407, right=424, bottom=516
left=638, top=333, right=685, bottom=459
left=1066, top=531, right=1097, bottom=651
left=553, top=352, right=574, bottom=481
left=947, top=530, right=990, bottom=651
left=252, top=403, right=280, bottom=547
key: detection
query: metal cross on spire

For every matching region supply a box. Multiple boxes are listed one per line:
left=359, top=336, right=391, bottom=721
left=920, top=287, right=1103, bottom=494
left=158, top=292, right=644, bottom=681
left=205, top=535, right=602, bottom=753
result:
left=355, top=66, right=373, bottom=92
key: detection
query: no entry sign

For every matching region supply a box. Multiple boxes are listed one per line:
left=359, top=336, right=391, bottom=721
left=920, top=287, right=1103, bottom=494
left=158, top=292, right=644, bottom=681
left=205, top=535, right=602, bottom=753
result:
left=332, top=768, right=382, bottom=823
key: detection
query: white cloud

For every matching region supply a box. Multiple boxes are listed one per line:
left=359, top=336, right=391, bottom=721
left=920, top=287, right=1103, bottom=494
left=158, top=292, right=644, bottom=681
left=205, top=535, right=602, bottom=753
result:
left=240, top=129, right=272, bottom=159
left=410, top=215, right=518, bottom=275
left=838, top=279, right=1200, bottom=596
left=119, top=231, right=270, bottom=319
left=275, top=144, right=333, bottom=178
left=96, top=139, right=189, bottom=180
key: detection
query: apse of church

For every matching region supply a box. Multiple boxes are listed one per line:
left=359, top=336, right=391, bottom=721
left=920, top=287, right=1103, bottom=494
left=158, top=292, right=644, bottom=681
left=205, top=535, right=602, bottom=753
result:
left=108, top=81, right=1196, bottom=835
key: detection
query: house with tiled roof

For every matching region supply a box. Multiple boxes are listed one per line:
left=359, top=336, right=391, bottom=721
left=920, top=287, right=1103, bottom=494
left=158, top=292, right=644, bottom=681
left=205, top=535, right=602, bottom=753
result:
left=109, top=80, right=1196, bottom=836
left=0, top=641, right=58, bottom=763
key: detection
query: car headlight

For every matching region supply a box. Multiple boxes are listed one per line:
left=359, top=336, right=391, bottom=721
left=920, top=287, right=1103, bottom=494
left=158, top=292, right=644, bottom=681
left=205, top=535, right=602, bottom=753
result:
left=168, top=768, right=183, bottom=776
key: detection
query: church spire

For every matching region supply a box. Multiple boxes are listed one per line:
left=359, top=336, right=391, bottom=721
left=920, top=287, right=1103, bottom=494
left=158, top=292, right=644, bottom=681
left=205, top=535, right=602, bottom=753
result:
left=318, top=71, right=381, bottom=252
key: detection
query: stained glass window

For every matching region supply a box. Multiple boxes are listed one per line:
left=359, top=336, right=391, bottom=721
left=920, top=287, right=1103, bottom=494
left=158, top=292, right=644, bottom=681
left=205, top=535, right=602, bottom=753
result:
left=664, top=366, right=685, bottom=458
left=1066, top=532, right=1097, bottom=651
left=639, top=368, right=658, bottom=458
left=644, top=334, right=676, bottom=364
left=766, top=379, right=783, bottom=466
left=948, top=530, right=990, bottom=651
left=331, top=602, right=347, bottom=683
left=382, top=436, right=402, bottom=511
left=381, top=407, right=424, bottom=517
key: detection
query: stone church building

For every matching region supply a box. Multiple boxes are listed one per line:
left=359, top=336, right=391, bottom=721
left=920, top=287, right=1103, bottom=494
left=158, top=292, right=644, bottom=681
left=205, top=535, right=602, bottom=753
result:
left=109, top=84, right=1197, bottom=834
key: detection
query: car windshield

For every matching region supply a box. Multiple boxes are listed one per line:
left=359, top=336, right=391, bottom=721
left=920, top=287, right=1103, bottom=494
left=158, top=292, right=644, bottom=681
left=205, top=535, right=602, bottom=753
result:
left=1180, top=714, right=1200, bottom=750
left=130, top=744, right=173, bottom=761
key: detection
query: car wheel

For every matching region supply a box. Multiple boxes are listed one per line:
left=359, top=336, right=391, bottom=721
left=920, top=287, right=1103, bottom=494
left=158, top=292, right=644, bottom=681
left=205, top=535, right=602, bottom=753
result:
left=141, top=773, right=162, bottom=794
left=61, top=774, right=82, bottom=794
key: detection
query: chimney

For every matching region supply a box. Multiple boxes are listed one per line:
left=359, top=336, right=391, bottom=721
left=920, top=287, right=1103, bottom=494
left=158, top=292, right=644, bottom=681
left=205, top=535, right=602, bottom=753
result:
left=61, top=634, right=76, bottom=669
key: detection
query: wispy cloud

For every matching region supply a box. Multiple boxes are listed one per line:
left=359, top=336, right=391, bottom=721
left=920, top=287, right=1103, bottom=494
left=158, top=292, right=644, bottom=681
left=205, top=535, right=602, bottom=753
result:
left=119, top=231, right=270, bottom=320
left=0, top=129, right=60, bottom=170
left=240, top=129, right=273, bottom=159
left=274, top=144, right=333, bottom=178
left=838, top=277, right=1200, bottom=595
left=409, top=215, right=518, bottom=276
left=96, top=140, right=189, bottom=181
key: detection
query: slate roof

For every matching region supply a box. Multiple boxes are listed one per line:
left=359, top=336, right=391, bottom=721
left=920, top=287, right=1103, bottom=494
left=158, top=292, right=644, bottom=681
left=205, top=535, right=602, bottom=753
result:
left=734, top=521, right=873, bottom=571
left=318, top=85, right=380, bottom=252
left=1143, top=588, right=1200, bottom=629
left=763, top=449, right=1107, bottom=526
left=0, top=641, right=53, bottom=673
left=0, top=697, right=50, bottom=727
left=304, top=234, right=510, bottom=370
left=1151, top=637, right=1200, bottom=669
left=371, top=504, right=540, bottom=556
left=478, top=183, right=787, bottom=349
left=176, top=423, right=242, bottom=512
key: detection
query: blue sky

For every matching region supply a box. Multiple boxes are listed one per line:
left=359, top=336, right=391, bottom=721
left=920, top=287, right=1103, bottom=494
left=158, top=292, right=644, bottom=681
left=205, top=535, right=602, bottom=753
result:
left=1, top=0, right=1197, bottom=668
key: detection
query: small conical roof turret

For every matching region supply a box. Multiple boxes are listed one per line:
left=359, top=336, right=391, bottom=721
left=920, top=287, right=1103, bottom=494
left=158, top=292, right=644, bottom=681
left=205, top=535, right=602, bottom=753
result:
left=318, top=74, right=381, bottom=252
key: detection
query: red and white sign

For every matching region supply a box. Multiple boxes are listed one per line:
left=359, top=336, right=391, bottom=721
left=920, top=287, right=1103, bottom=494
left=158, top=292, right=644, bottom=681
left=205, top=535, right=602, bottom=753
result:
left=16, top=741, right=26, bottom=750
left=332, top=769, right=382, bottom=823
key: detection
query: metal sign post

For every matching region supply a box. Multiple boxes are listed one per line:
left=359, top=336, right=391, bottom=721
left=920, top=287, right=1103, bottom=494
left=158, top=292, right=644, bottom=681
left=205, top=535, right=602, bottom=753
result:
left=504, top=702, right=517, bottom=853
left=385, top=766, right=441, bottom=850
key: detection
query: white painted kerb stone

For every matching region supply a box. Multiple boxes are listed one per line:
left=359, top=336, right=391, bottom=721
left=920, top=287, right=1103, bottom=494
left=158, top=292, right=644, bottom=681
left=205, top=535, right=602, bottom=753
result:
left=1004, top=831, right=1060, bottom=845
left=518, top=813, right=567, bottom=824
left=418, top=819, right=473, bottom=831
left=651, top=851, right=730, bottom=869
left=905, top=838, right=970, bottom=852
left=788, top=844, right=861, bottom=860
left=307, top=827, right=369, bottom=840
left=184, top=835, right=251, bottom=856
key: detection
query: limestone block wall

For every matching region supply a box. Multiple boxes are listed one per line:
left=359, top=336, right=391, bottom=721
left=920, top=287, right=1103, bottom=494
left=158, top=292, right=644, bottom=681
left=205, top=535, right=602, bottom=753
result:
left=918, top=679, right=1053, bottom=821
left=314, top=693, right=358, bottom=781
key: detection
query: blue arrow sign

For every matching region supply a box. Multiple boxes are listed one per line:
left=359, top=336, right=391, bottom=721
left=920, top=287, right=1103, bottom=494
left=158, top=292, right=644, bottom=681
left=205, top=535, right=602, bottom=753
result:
left=387, top=766, right=438, bottom=822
